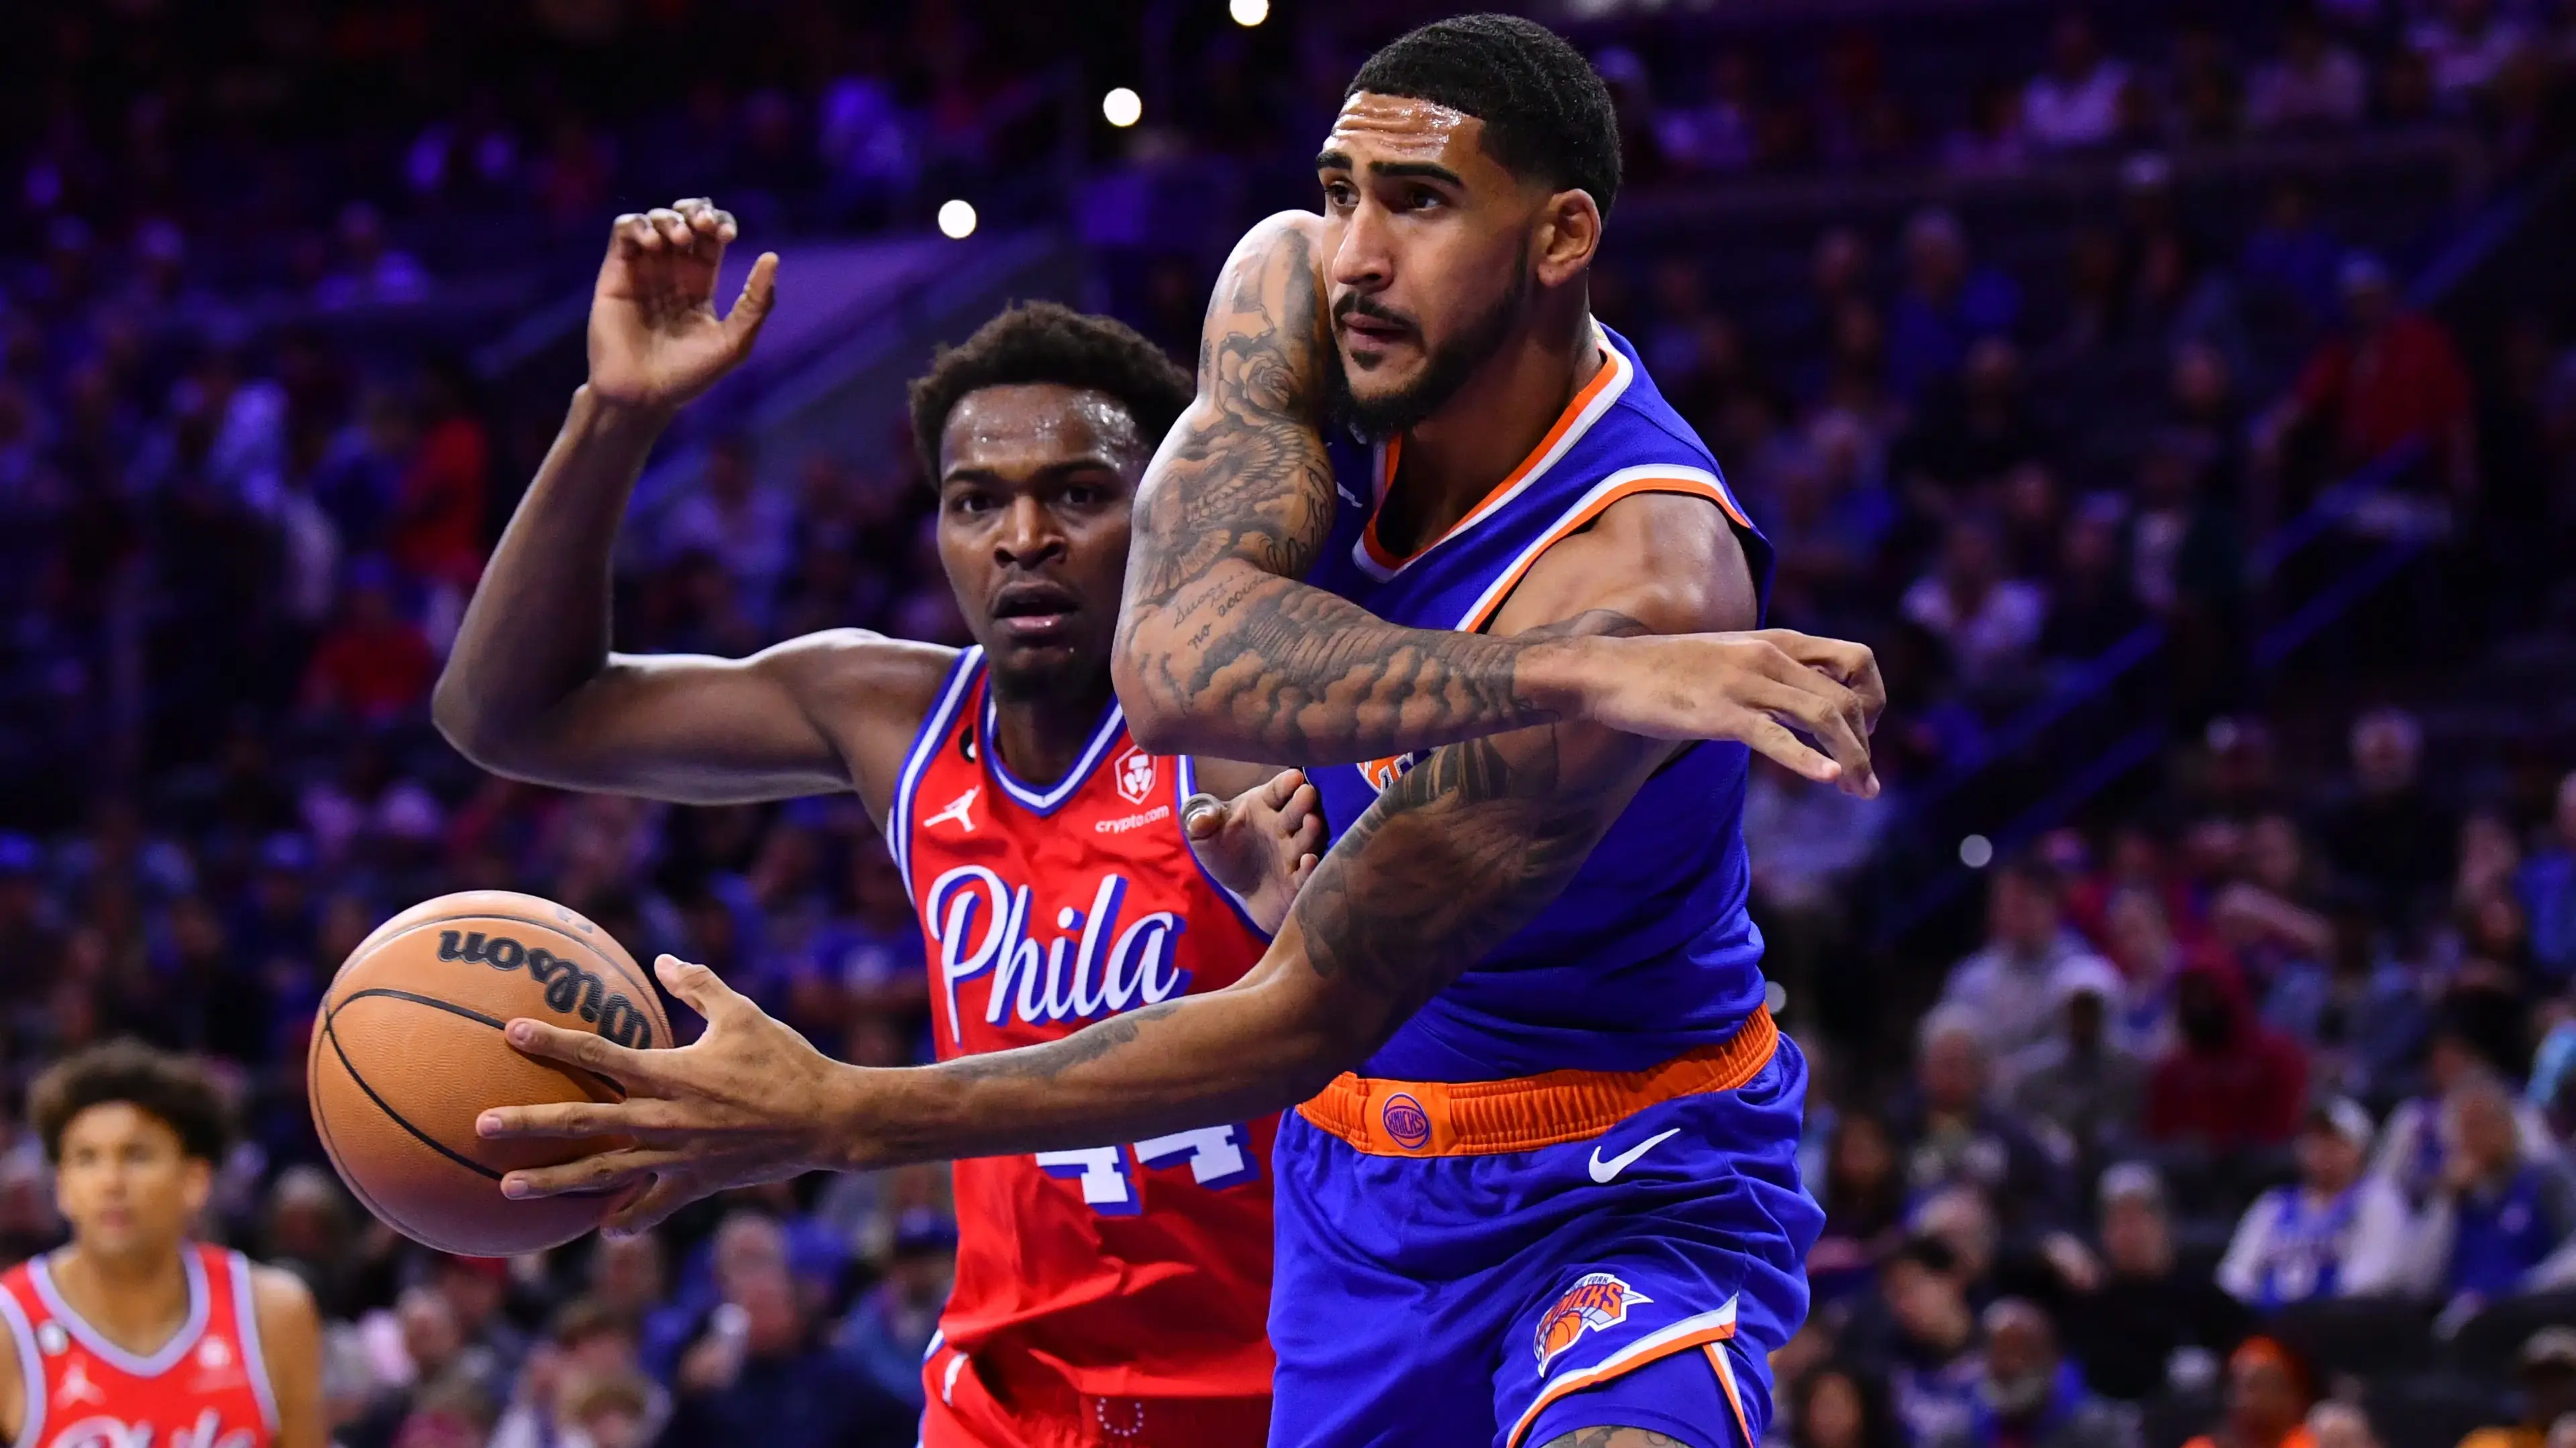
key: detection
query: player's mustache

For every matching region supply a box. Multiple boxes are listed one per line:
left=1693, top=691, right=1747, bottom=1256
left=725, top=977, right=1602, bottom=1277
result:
left=1333, top=292, right=1419, bottom=335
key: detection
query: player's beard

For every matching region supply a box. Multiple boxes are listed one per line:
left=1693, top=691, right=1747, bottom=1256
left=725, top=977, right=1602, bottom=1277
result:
left=1334, top=245, right=1529, bottom=441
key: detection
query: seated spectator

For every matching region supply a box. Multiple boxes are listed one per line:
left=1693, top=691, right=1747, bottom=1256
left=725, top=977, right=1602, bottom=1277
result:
left=2008, top=956, right=2149, bottom=1170
left=1811, top=1111, right=1914, bottom=1305
left=1942, top=859, right=2112, bottom=1064
left=2261, top=257, right=2477, bottom=498
left=2219, top=1099, right=2410, bottom=1306
left=2039, top=499, right=2147, bottom=662
left=2458, top=1327, right=2576, bottom=1448
left=2025, top=12, right=2132, bottom=151
left=2214, top=814, right=2334, bottom=987
left=2065, top=1164, right=2253, bottom=1402
left=1783, top=1359, right=1905, bottom=1448
left=2409, top=0, right=2531, bottom=105
left=1894, top=1009, right=2076, bottom=1237
left=2369, top=994, right=2557, bottom=1204
left=655, top=433, right=795, bottom=626
left=1943, top=1298, right=2139, bottom=1448
left=491, top=1298, right=669, bottom=1448
left=299, top=559, right=435, bottom=724
left=1887, top=211, right=2024, bottom=401
left=2308, top=1401, right=2380, bottom=1448
left=662, top=1252, right=910, bottom=1448
left=1902, top=515, right=2047, bottom=693
left=2241, top=182, right=2345, bottom=335
left=1872, top=1237, right=1988, bottom=1448
left=343, top=1286, right=496, bottom=1448
left=2354, top=1075, right=2576, bottom=1305
left=2517, top=770, right=2576, bottom=985
left=1895, top=337, right=2053, bottom=505
left=836, top=1207, right=955, bottom=1410
left=2145, top=952, right=2310, bottom=1149
left=1656, top=50, right=1762, bottom=174
left=2185, top=1337, right=2317, bottom=1448
left=2251, top=9, right=2370, bottom=131
left=552, top=1369, right=659, bottom=1448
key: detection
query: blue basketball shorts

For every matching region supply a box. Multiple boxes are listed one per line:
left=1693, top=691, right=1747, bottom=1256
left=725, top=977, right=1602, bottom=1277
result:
left=1265, top=1009, right=1820, bottom=1448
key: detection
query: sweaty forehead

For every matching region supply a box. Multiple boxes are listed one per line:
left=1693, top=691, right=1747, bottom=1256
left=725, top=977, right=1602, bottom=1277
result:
left=1324, top=92, right=1497, bottom=176
left=940, top=384, right=1144, bottom=479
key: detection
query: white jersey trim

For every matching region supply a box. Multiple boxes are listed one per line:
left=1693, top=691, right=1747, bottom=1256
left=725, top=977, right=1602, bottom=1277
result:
left=30, top=1247, right=210, bottom=1378
left=1450, top=464, right=1743, bottom=632
left=979, top=688, right=1127, bottom=817
left=888, top=647, right=982, bottom=905
left=225, top=1251, right=279, bottom=1435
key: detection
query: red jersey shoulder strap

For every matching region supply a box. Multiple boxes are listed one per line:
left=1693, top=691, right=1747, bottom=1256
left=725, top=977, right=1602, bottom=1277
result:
left=207, top=1246, right=280, bottom=1436
left=0, top=1262, right=43, bottom=1448
left=887, top=646, right=983, bottom=901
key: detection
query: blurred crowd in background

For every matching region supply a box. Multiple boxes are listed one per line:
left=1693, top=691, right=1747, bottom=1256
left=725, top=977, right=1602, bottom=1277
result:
left=1, top=0, right=2575, bottom=1445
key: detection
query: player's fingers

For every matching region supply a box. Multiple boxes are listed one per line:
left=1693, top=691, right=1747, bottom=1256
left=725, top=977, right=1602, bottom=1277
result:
left=608, top=213, right=649, bottom=259
left=500, top=1148, right=664, bottom=1201
left=1766, top=630, right=1887, bottom=731
left=1180, top=791, right=1226, bottom=837
left=602, top=1172, right=706, bottom=1239
left=721, top=252, right=779, bottom=356
left=1290, top=811, right=1324, bottom=856
left=1736, top=710, right=1841, bottom=785
left=1765, top=679, right=1874, bottom=797
left=646, top=207, right=690, bottom=249
left=498, top=1015, right=655, bottom=1086
left=1260, top=767, right=1305, bottom=809
left=655, top=953, right=758, bottom=1027
left=476, top=1097, right=633, bottom=1143
left=1289, top=852, right=1320, bottom=891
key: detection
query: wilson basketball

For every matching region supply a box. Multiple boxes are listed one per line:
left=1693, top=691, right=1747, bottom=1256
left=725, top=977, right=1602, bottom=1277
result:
left=309, top=890, right=671, bottom=1256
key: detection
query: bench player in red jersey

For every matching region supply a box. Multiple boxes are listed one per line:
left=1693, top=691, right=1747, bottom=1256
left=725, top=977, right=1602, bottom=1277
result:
left=434, top=200, right=1320, bottom=1447
left=0, top=1042, right=325, bottom=1448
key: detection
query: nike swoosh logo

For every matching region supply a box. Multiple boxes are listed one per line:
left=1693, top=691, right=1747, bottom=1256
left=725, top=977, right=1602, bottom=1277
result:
left=1589, top=1127, right=1683, bottom=1184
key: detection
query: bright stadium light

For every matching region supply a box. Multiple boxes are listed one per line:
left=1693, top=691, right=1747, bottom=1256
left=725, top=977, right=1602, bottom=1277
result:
left=937, top=199, right=977, bottom=239
left=1103, top=87, right=1143, bottom=128
left=1959, top=834, right=1995, bottom=869
left=1230, top=0, right=1269, bottom=27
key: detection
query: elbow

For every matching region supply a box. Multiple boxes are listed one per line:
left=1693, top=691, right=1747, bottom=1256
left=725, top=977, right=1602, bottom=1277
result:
left=431, top=668, right=523, bottom=775
left=1110, top=651, right=1193, bottom=755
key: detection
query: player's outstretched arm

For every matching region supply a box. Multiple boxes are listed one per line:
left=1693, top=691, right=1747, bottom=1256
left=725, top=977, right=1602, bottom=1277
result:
left=435, top=201, right=944, bottom=812
left=1116, top=213, right=1884, bottom=791
left=478, top=496, right=1821, bottom=1231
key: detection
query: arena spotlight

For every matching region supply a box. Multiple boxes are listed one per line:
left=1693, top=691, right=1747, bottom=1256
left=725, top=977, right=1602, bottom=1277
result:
left=1103, top=87, right=1144, bottom=128
left=1958, top=834, right=1994, bottom=869
left=937, top=199, right=978, bottom=239
left=1230, top=0, right=1269, bottom=27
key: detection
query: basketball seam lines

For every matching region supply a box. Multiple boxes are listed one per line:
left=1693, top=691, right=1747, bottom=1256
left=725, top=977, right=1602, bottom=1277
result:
left=329, top=988, right=629, bottom=1099
left=321, top=1011, right=506, bottom=1182
left=358, top=911, right=666, bottom=1017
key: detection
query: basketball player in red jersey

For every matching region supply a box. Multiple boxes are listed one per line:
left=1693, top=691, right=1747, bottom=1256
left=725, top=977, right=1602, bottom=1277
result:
left=433, top=199, right=1318, bottom=1447
left=0, top=1042, right=324, bottom=1448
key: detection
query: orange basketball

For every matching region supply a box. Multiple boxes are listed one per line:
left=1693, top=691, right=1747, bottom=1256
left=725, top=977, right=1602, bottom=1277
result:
left=309, top=890, right=671, bottom=1256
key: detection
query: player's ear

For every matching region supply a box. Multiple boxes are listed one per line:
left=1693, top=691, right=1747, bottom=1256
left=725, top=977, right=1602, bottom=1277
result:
left=1534, top=189, right=1602, bottom=288
left=182, top=1158, right=214, bottom=1221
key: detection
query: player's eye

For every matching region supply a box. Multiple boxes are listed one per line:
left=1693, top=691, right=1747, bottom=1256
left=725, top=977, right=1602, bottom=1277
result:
left=1406, top=187, right=1446, bottom=212
left=1062, top=484, right=1104, bottom=508
left=949, top=491, right=994, bottom=516
left=1322, top=180, right=1357, bottom=211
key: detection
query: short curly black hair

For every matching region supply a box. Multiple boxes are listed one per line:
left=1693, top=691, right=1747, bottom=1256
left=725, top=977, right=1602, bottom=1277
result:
left=32, top=1040, right=233, bottom=1166
left=1348, top=14, right=1622, bottom=219
left=907, top=302, right=1195, bottom=483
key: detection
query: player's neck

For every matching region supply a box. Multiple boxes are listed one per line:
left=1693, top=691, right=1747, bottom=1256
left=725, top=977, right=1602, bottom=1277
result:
left=989, top=674, right=1117, bottom=788
left=1391, top=302, right=1601, bottom=545
left=50, top=1241, right=193, bottom=1354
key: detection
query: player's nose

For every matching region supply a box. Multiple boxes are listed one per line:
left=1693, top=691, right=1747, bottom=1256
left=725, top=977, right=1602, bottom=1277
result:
left=1329, top=203, right=1395, bottom=292
left=993, top=494, right=1065, bottom=563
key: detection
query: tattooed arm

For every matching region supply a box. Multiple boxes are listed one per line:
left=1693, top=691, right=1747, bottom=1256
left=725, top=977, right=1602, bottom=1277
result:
left=1116, top=213, right=1884, bottom=789
left=478, top=494, right=1789, bottom=1229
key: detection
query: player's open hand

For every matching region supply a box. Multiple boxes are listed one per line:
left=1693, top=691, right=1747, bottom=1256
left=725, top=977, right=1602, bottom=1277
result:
left=1582, top=628, right=1885, bottom=797
left=587, top=199, right=779, bottom=412
left=1181, top=768, right=1324, bottom=934
left=477, top=955, right=853, bottom=1238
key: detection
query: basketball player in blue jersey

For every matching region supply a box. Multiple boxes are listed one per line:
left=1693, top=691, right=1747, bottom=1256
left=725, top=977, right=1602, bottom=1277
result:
left=480, top=15, right=1883, bottom=1448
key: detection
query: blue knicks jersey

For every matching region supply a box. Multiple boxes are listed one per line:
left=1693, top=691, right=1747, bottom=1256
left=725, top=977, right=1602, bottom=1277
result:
left=1304, top=326, right=1776, bottom=1083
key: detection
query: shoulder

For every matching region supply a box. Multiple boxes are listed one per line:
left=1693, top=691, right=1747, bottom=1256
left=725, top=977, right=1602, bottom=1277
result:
left=1489, top=486, right=1756, bottom=636
left=755, top=629, right=959, bottom=702
left=247, top=1263, right=320, bottom=1342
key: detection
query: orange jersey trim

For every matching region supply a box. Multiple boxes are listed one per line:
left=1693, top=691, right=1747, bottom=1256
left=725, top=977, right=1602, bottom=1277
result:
left=1502, top=1308, right=1741, bottom=1448
left=1295, top=1006, right=1776, bottom=1157
left=1358, top=345, right=1626, bottom=573
left=1456, top=473, right=1752, bottom=634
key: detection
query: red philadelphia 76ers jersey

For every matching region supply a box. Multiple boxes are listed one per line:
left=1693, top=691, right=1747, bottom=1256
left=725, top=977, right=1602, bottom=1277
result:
left=0, top=1244, right=278, bottom=1448
left=891, top=647, right=1277, bottom=1402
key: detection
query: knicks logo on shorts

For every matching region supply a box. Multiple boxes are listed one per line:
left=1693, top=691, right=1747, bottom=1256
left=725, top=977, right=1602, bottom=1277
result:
left=1381, top=1093, right=1432, bottom=1150
left=1359, top=751, right=1428, bottom=793
left=1534, top=1272, right=1654, bottom=1375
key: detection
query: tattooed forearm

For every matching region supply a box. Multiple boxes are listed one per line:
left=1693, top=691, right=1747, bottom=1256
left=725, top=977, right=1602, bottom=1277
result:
left=1116, top=213, right=1589, bottom=764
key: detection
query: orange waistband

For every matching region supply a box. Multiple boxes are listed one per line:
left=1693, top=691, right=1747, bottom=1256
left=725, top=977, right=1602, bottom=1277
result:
left=1295, top=1006, right=1778, bottom=1157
